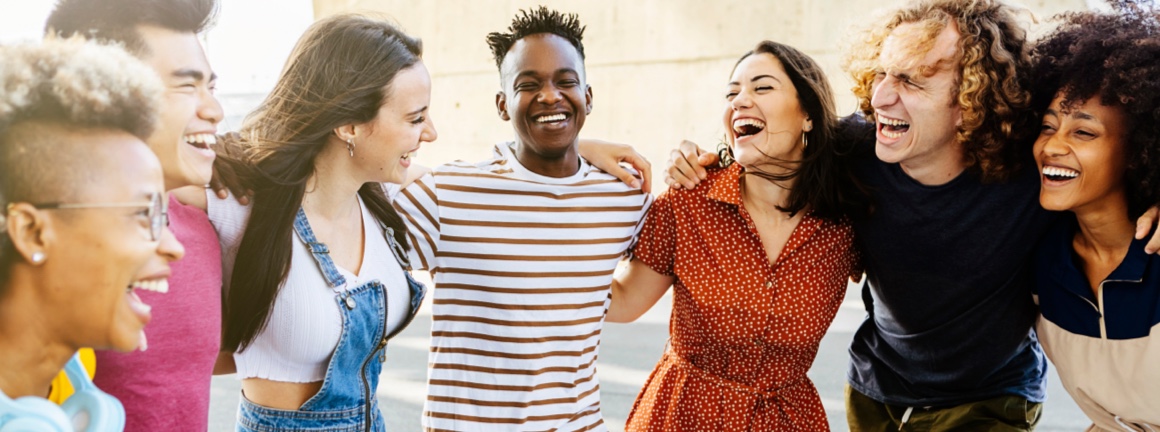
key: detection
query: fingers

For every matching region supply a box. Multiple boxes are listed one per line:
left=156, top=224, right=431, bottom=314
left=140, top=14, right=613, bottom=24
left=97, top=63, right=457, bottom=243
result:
left=696, top=151, right=720, bottom=168
left=606, top=164, right=642, bottom=191
left=1136, top=206, right=1158, bottom=239
left=622, top=152, right=653, bottom=193
left=1137, top=206, right=1160, bottom=253
left=679, top=140, right=709, bottom=180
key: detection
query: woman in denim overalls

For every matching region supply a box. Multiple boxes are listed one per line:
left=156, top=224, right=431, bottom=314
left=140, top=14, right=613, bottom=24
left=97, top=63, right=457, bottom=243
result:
left=212, top=14, right=436, bottom=431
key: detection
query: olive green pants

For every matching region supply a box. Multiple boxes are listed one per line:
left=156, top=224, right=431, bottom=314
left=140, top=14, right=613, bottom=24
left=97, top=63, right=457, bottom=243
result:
left=846, top=386, right=1042, bottom=432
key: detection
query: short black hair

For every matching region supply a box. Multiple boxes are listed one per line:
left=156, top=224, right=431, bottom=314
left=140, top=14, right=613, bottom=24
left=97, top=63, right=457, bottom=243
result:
left=45, top=0, right=218, bottom=54
left=486, top=6, right=585, bottom=70
left=1030, top=0, right=1160, bottom=218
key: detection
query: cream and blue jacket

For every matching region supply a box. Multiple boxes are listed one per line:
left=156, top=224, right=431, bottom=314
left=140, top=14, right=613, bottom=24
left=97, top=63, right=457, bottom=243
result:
left=1035, top=215, right=1160, bottom=431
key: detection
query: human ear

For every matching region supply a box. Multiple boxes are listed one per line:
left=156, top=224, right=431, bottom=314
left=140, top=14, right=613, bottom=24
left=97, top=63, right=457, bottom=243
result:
left=496, top=91, right=510, bottom=121
left=5, top=203, right=53, bottom=265
left=333, top=123, right=359, bottom=143
left=803, top=118, right=813, bottom=133
left=584, top=85, right=593, bottom=115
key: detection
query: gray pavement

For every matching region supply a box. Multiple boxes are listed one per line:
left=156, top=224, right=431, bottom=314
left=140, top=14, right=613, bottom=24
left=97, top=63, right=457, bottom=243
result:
left=208, top=281, right=1089, bottom=431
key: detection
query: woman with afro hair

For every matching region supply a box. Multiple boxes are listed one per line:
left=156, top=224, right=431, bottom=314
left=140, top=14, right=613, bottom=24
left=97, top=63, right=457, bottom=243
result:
left=1029, top=1, right=1160, bottom=429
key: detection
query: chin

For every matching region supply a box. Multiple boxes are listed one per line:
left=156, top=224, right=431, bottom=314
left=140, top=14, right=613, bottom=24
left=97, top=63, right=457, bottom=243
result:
left=874, top=145, right=904, bottom=164
left=1037, top=197, right=1072, bottom=212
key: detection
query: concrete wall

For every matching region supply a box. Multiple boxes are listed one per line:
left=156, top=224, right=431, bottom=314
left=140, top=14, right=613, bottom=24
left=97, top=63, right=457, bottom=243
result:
left=312, top=0, right=1087, bottom=188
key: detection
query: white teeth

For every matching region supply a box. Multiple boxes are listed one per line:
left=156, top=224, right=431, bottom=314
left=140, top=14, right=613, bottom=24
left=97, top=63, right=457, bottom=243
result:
left=882, top=128, right=904, bottom=139
left=536, top=113, right=566, bottom=123
left=1043, top=166, right=1079, bottom=179
left=129, top=279, right=169, bottom=294
left=878, top=115, right=910, bottom=127
left=183, top=133, right=216, bottom=146
left=732, top=118, right=766, bottom=134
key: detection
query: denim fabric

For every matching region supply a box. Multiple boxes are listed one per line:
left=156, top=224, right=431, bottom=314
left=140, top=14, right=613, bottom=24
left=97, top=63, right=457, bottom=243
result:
left=237, top=208, right=426, bottom=432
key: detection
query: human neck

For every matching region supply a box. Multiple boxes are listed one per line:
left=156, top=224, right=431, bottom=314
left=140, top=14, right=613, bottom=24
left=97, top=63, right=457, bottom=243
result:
left=740, top=171, right=796, bottom=221
left=898, top=141, right=967, bottom=186
left=302, top=146, right=364, bottom=221
left=1072, top=196, right=1134, bottom=267
left=0, top=279, right=76, bottom=398
left=513, top=141, right=580, bottom=178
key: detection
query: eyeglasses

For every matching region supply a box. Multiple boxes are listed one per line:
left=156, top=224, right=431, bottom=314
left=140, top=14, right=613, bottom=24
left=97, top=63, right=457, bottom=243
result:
left=8, top=192, right=169, bottom=242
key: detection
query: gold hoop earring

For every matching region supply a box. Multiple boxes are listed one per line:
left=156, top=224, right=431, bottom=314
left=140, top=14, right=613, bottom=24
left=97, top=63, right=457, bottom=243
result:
left=346, top=138, right=355, bottom=157
left=802, top=133, right=808, bottom=149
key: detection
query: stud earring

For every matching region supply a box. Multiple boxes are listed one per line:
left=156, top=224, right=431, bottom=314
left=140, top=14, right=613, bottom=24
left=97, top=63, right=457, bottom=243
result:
left=346, top=138, right=355, bottom=157
left=31, top=252, right=45, bottom=264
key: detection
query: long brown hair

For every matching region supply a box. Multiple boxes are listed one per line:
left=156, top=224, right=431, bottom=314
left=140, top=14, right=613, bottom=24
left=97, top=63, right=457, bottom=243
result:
left=724, top=41, right=869, bottom=220
left=222, top=14, right=422, bottom=352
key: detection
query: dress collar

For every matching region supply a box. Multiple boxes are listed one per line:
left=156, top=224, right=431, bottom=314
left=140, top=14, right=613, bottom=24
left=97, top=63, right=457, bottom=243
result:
left=707, top=163, right=745, bottom=206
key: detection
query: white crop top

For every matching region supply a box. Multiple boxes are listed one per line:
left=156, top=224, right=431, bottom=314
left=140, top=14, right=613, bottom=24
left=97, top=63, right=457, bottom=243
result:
left=209, top=193, right=411, bottom=382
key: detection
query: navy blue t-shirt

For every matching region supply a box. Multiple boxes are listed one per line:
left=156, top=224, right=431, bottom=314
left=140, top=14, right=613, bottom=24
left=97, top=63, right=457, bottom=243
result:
left=846, top=134, right=1056, bottom=406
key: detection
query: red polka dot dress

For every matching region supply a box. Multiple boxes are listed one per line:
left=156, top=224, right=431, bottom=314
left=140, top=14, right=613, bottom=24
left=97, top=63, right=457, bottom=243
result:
left=625, top=163, right=859, bottom=431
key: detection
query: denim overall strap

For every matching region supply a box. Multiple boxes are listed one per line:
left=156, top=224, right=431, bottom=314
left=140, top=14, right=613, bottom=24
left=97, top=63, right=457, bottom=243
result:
left=373, top=219, right=427, bottom=327
left=292, top=207, right=346, bottom=289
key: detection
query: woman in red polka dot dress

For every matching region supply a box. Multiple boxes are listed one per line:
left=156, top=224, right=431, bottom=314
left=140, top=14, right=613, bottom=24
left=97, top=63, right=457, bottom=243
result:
left=606, top=41, right=868, bottom=431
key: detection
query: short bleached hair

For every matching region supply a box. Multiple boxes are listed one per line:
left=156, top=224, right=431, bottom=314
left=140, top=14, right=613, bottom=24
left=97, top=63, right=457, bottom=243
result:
left=0, top=36, right=162, bottom=238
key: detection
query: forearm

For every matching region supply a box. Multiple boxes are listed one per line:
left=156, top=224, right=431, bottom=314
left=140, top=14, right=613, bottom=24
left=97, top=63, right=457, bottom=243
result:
left=606, top=260, right=673, bottom=323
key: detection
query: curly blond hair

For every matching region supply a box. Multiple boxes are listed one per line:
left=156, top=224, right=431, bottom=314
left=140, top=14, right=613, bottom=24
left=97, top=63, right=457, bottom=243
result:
left=843, top=0, right=1036, bottom=182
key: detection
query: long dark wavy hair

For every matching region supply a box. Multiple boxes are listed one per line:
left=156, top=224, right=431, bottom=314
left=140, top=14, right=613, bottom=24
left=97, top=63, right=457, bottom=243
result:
left=722, top=41, right=870, bottom=220
left=221, top=14, right=421, bottom=353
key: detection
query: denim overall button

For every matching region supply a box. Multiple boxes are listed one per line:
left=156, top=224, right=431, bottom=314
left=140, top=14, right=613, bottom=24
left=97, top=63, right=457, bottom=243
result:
left=344, top=295, right=356, bottom=310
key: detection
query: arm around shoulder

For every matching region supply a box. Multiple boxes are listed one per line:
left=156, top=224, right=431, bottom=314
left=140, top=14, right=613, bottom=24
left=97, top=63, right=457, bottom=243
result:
left=607, top=259, right=674, bottom=323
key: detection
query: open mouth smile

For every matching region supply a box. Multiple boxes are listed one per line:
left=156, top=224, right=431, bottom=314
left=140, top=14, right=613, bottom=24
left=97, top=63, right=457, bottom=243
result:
left=126, top=277, right=167, bottom=350
left=732, top=118, right=766, bottom=139
left=1042, top=165, right=1080, bottom=184
left=183, top=133, right=216, bottom=150
left=878, top=115, right=910, bottom=139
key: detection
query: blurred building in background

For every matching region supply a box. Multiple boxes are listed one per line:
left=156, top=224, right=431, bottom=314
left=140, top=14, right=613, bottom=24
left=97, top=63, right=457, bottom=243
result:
left=311, top=0, right=1086, bottom=185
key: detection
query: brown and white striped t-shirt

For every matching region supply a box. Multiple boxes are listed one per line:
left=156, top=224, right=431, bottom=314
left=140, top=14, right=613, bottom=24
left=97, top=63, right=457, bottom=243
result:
left=395, top=142, right=651, bottom=432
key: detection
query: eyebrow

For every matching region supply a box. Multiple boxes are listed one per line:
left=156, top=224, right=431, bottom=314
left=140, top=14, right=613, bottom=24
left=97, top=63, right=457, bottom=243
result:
left=515, top=68, right=579, bottom=80
left=728, top=74, right=781, bottom=86
left=1073, top=111, right=1096, bottom=121
left=172, top=68, right=217, bottom=82
left=407, top=106, right=428, bottom=116
left=1045, top=108, right=1099, bottom=123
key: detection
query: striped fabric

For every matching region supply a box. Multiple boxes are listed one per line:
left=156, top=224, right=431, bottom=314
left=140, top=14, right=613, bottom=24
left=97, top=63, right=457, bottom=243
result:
left=394, top=142, right=651, bottom=432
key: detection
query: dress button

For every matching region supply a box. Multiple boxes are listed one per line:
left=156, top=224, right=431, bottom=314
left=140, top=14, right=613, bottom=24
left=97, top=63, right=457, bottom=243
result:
left=765, top=281, right=773, bottom=288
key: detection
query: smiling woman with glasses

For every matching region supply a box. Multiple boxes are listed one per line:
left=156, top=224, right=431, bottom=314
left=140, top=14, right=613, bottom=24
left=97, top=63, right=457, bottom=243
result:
left=0, top=38, right=184, bottom=431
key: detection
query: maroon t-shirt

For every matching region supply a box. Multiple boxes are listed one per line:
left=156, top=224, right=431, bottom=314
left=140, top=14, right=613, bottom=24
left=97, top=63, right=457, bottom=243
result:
left=94, top=195, right=222, bottom=431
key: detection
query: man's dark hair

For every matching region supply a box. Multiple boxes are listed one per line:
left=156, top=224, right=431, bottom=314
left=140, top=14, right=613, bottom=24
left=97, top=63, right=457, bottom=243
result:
left=45, top=0, right=218, bottom=54
left=486, top=6, right=585, bottom=70
left=1030, top=0, right=1160, bottom=219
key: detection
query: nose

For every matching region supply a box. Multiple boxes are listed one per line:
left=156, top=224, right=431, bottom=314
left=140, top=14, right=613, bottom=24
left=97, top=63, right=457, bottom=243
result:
left=422, top=116, right=438, bottom=143
left=1039, top=132, right=1070, bottom=158
left=731, top=90, right=753, bottom=111
left=198, top=88, right=224, bottom=126
left=537, top=84, right=563, bottom=105
left=870, top=75, right=899, bottom=111
left=157, top=226, right=185, bottom=262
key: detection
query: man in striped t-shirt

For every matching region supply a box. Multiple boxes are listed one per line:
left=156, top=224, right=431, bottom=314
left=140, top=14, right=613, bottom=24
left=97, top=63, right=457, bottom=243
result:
left=394, top=7, right=651, bottom=432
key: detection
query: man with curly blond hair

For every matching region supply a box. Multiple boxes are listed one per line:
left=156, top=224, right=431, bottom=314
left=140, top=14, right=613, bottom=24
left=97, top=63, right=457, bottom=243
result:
left=839, top=0, right=1051, bottom=429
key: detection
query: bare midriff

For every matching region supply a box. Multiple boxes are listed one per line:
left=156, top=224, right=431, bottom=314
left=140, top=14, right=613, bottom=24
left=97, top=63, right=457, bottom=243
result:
left=242, top=378, right=324, bottom=410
